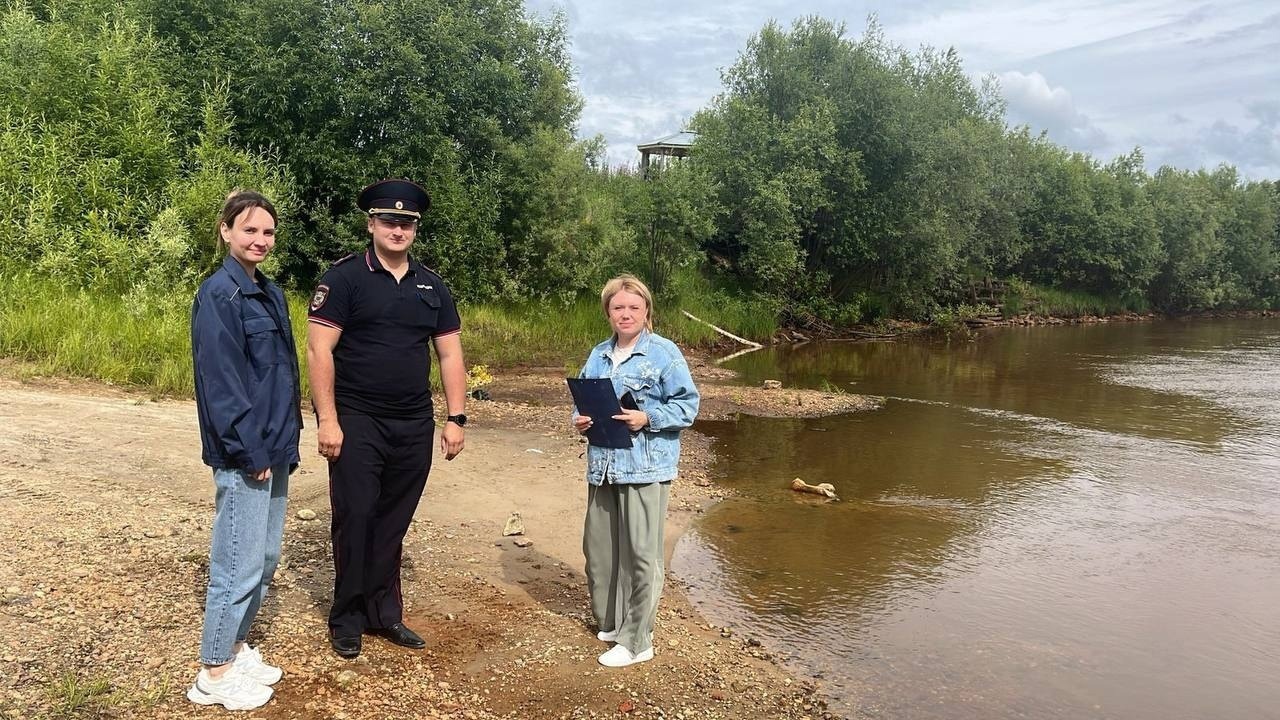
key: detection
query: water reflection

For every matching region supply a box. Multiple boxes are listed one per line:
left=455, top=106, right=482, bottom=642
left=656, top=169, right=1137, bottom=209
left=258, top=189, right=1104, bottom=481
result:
left=674, top=319, right=1280, bottom=720
left=724, top=323, right=1260, bottom=448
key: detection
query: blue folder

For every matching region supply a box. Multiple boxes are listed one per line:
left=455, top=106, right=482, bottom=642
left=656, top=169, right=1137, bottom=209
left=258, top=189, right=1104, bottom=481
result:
left=566, top=377, right=633, bottom=448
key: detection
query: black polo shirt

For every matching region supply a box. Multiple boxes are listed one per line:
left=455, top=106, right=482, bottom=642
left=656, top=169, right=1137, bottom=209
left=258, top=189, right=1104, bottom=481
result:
left=308, top=247, right=461, bottom=419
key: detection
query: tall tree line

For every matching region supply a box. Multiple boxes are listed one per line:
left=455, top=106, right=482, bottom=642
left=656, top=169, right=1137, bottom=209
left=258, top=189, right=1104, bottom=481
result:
left=1, top=6, right=1276, bottom=321
left=691, top=18, right=1280, bottom=318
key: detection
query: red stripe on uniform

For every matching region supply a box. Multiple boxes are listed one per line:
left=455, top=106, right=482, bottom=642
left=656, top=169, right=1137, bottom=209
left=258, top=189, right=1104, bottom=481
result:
left=308, top=317, right=344, bottom=330
left=432, top=327, right=461, bottom=338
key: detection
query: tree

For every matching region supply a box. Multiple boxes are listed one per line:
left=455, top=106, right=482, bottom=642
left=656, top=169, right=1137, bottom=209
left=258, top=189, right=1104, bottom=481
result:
left=136, top=0, right=583, bottom=295
left=694, top=17, right=1017, bottom=319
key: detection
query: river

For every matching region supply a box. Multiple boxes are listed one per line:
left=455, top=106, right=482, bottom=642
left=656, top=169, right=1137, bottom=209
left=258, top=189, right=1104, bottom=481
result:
left=671, top=318, right=1280, bottom=719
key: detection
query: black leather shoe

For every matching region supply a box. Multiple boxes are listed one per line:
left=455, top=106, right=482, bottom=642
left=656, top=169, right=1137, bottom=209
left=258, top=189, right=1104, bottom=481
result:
left=330, top=633, right=362, bottom=658
left=371, top=622, right=425, bottom=649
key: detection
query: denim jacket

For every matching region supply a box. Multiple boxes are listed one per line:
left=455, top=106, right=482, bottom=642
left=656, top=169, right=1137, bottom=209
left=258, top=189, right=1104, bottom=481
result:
left=191, top=256, right=302, bottom=471
left=575, top=329, right=700, bottom=485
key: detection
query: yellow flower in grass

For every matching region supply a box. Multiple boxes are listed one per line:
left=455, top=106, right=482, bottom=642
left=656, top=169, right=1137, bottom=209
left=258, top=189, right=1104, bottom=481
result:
left=466, top=364, right=494, bottom=393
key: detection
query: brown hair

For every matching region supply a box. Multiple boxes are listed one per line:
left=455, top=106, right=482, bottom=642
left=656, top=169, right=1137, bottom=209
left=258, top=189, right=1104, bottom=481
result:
left=216, top=190, right=278, bottom=249
left=600, top=274, right=654, bottom=331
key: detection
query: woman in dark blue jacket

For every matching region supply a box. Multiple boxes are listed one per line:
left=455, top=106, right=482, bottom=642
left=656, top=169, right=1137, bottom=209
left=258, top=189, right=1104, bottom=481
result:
left=187, top=191, right=301, bottom=711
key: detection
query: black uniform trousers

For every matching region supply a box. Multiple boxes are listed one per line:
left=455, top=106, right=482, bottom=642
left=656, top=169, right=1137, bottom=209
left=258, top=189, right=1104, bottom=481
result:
left=328, top=412, right=434, bottom=637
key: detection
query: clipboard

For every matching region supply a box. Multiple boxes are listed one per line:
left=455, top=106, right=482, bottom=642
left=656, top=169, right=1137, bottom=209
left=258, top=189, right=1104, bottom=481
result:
left=566, top=377, right=633, bottom=448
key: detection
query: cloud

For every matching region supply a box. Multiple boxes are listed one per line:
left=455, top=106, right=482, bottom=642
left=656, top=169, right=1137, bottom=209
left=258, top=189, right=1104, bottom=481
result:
left=997, top=70, right=1108, bottom=152
left=1148, top=102, right=1280, bottom=179
left=1196, top=104, right=1280, bottom=178
left=525, top=0, right=1280, bottom=176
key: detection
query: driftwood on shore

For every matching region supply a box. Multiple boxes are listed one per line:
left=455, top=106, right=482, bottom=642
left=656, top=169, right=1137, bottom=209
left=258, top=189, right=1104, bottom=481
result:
left=682, top=310, right=763, bottom=348
left=790, top=477, right=838, bottom=500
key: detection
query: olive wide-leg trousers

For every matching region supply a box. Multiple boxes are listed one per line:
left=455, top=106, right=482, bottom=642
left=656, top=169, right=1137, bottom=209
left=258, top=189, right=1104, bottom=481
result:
left=583, top=480, right=670, bottom=654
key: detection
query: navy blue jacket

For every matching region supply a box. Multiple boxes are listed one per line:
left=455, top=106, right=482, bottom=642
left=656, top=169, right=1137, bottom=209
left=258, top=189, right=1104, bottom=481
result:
left=192, top=256, right=302, bottom=471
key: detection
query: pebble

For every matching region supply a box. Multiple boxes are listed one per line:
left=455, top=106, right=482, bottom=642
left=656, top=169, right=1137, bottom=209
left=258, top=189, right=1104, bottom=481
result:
left=70, top=568, right=90, bottom=579
left=296, top=508, right=317, bottom=520
left=335, top=669, right=359, bottom=687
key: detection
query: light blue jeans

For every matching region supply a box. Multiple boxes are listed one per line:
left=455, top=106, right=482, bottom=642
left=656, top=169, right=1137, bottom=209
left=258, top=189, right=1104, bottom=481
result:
left=198, top=464, right=289, bottom=665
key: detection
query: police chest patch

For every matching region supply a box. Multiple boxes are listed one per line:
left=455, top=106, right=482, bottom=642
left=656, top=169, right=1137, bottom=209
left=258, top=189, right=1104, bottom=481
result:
left=310, top=285, right=330, bottom=311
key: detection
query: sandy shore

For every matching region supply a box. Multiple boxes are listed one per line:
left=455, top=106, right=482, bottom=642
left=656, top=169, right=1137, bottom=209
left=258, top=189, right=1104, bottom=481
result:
left=0, top=361, right=874, bottom=719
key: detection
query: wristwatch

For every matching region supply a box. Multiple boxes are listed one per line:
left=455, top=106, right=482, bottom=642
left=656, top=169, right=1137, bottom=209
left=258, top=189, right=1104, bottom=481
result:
left=446, top=413, right=467, bottom=427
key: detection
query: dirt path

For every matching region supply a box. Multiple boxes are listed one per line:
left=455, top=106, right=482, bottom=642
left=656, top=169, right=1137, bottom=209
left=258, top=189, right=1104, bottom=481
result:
left=0, top=370, right=855, bottom=719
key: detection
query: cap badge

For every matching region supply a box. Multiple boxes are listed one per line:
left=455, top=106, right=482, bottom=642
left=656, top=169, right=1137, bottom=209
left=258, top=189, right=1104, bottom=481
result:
left=395, top=200, right=404, bottom=209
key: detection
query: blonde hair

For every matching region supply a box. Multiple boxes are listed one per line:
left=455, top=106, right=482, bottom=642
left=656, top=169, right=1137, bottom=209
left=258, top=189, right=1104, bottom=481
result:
left=600, top=274, right=654, bottom=331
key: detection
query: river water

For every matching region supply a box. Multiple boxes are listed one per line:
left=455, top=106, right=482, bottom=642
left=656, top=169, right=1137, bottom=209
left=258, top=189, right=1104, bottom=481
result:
left=671, top=318, right=1280, bottom=719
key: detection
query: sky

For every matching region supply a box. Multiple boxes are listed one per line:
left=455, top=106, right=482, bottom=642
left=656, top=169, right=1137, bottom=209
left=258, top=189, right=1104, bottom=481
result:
left=523, top=0, right=1280, bottom=179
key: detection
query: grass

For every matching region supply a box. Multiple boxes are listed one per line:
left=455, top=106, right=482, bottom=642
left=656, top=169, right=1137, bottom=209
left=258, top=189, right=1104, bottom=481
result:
left=0, top=274, right=779, bottom=396
left=36, top=670, right=167, bottom=719
left=1002, top=281, right=1150, bottom=318
left=0, top=275, right=195, bottom=394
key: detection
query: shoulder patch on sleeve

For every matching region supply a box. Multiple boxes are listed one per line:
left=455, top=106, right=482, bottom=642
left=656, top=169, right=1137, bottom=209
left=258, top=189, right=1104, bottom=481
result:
left=310, top=284, right=330, bottom=311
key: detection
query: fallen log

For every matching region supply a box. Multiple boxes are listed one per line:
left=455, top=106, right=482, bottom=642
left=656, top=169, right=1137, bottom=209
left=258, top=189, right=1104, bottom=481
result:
left=681, top=310, right=763, bottom=348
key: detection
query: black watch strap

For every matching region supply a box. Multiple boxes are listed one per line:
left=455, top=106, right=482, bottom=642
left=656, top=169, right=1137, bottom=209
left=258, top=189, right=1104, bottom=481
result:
left=446, top=413, right=467, bottom=427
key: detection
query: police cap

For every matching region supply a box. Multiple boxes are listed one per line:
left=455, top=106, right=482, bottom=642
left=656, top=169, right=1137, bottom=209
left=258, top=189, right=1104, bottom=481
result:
left=357, top=179, right=431, bottom=221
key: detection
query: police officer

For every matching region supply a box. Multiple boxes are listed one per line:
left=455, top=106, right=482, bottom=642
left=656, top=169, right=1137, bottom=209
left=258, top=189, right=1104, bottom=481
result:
left=306, top=179, right=468, bottom=659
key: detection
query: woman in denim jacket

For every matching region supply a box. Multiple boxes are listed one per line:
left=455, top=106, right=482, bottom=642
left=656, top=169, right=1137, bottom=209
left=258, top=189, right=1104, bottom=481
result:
left=187, top=191, right=301, bottom=710
left=572, top=274, right=700, bottom=667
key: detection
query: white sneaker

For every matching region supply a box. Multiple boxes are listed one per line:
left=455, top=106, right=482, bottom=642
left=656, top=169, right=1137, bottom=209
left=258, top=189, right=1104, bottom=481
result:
left=234, top=644, right=283, bottom=685
left=598, top=644, right=654, bottom=668
left=596, top=629, right=618, bottom=642
left=186, top=666, right=273, bottom=710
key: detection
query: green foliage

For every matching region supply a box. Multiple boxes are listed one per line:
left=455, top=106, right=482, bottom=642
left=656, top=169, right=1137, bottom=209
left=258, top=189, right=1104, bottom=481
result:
left=626, top=162, right=720, bottom=293
left=0, top=273, right=194, bottom=392
left=692, top=16, right=1280, bottom=319
left=663, top=266, right=781, bottom=341
left=1001, top=279, right=1149, bottom=318
left=1, top=2, right=1278, bottom=388
left=0, top=4, right=296, bottom=294
left=693, top=17, right=1021, bottom=316
left=0, top=4, right=176, bottom=283
left=0, top=273, right=780, bottom=395
left=497, top=130, right=635, bottom=301
left=46, top=671, right=114, bottom=718
left=157, top=85, right=299, bottom=284
left=135, top=0, right=583, bottom=294
left=35, top=667, right=168, bottom=719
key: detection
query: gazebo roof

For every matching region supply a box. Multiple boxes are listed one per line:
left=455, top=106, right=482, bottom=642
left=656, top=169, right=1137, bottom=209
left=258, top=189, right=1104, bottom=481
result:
left=636, top=130, right=698, bottom=153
